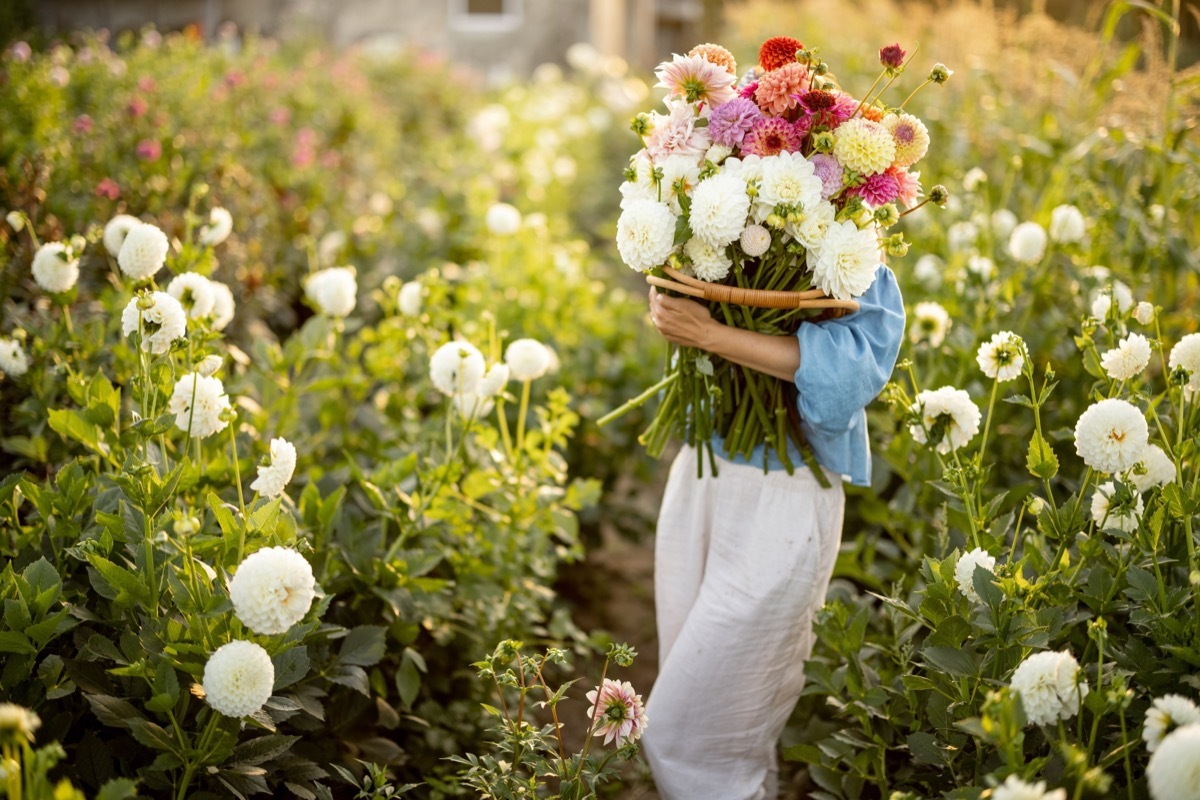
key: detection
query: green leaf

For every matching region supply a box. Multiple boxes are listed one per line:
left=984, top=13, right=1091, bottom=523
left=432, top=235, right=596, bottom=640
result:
left=396, top=653, right=420, bottom=708
left=231, top=734, right=300, bottom=766
left=272, top=646, right=310, bottom=691
left=48, top=408, right=104, bottom=452
left=96, top=778, right=139, bottom=800
left=127, top=718, right=177, bottom=752
left=1026, top=430, right=1060, bottom=479
left=86, top=694, right=144, bottom=728
left=339, top=625, right=386, bottom=667
left=922, top=645, right=978, bottom=678
left=86, top=554, right=152, bottom=607
left=0, top=631, right=35, bottom=654
left=208, top=491, right=239, bottom=536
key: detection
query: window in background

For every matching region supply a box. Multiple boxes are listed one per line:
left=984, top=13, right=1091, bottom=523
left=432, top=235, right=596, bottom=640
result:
left=449, top=0, right=525, bottom=33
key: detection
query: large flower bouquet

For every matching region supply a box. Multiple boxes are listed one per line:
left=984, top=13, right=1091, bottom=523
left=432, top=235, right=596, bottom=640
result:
left=602, top=37, right=950, bottom=478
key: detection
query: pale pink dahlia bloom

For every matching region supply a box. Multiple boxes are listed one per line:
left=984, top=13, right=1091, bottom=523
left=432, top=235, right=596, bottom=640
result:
left=645, top=101, right=711, bottom=163
left=654, top=53, right=737, bottom=107
left=586, top=679, right=648, bottom=746
left=889, top=167, right=923, bottom=207
left=753, top=63, right=809, bottom=115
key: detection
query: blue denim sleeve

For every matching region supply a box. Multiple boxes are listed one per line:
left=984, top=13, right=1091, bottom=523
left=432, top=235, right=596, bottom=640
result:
left=793, top=265, right=906, bottom=435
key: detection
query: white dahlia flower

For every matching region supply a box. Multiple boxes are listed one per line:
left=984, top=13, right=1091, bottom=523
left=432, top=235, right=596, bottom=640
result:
left=966, top=255, right=995, bottom=280
left=201, top=640, right=274, bottom=718
left=1090, top=481, right=1144, bottom=533
left=962, top=167, right=988, bottom=193
left=1168, top=333, right=1200, bottom=394
left=954, top=547, right=996, bottom=603
left=209, top=281, right=235, bottom=331
left=32, top=242, right=79, bottom=293
left=832, top=118, right=896, bottom=176
left=0, top=338, right=29, bottom=377
left=453, top=392, right=494, bottom=420
left=1147, top=724, right=1200, bottom=800
left=430, top=340, right=486, bottom=396
left=480, top=363, right=510, bottom=397
left=976, top=331, right=1026, bottom=382
left=1134, top=301, right=1155, bottom=326
left=946, top=221, right=978, bottom=253
left=167, top=372, right=231, bottom=439
left=398, top=282, right=423, bottom=316
left=198, top=207, right=233, bottom=246
left=1129, top=445, right=1177, bottom=492
left=1091, top=282, right=1134, bottom=320
left=196, top=355, right=223, bottom=377
left=304, top=267, right=357, bottom=318
left=616, top=199, right=676, bottom=273
left=1100, top=332, right=1152, bottom=381
left=166, top=272, right=216, bottom=320
left=913, top=254, right=943, bottom=289
left=909, top=386, right=981, bottom=454
left=704, top=143, right=732, bottom=164
left=757, top=152, right=822, bottom=219
left=739, top=224, right=771, bottom=258
left=683, top=237, right=732, bottom=282
left=1048, top=204, right=1086, bottom=244
left=485, top=202, right=522, bottom=235
left=117, top=222, right=169, bottom=281
left=1144, top=695, right=1200, bottom=753
left=1008, top=221, right=1047, bottom=264
left=229, top=546, right=315, bottom=634
left=689, top=172, right=751, bottom=247
left=121, top=292, right=187, bottom=355
left=1073, top=398, right=1149, bottom=473
left=103, top=214, right=141, bottom=257
left=249, top=437, right=297, bottom=499
left=787, top=200, right=836, bottom=254
left=909, top=301, right=951, bottom=347
left=992, top=775, right=1066, bottom=800
left=811, top=219, right=880, bottom=300
left=1010, top=650, right=1088, bottom=727
left=505, top=338, right=552, bottom=382
left=658, top=154, right=701, bottom=215
left=991, top=208, right=1018, bottom=238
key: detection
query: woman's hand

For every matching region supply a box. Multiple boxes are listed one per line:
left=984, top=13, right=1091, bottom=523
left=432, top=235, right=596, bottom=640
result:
left=648, top=287, right=719, bottom=350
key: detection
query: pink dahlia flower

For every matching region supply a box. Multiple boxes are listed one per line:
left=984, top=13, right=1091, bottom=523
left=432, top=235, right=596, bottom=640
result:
left=73, top=114, right=94, bottom=135
left=810, top=153, right=844, bottom=199
left=586, top=679, right=648, bottom=746
left=708, top=98, right=763, bottom=148
left=127, top=97, right=148, bottom=117
left=827, top=92, right=860, bottom=129
left=742, top=116, right=802, bottom=157
left=738, top=80, right=759, bottom=100
left=95, top=178, right=120, bottom=200
left=753, top=63, right=809, bottom=116
left=136, top=139, right=162, bottom=161
left=847, top=171, right=902, bottom=206
left=889, top=166, right=923, bottom=207
left=645, top=102, right=710, bottom=162
left=655, top=53, right=737, bottom=107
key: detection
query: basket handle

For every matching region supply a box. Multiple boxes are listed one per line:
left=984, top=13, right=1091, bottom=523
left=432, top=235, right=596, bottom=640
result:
left=647, top=266, right=860, bottom=312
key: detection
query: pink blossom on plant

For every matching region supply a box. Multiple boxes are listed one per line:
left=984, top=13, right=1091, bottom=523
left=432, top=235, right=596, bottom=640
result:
left=269, top=107, right=291, bottom=126
left=95, top=178, right=120, bottom=200
left=655, top=52, right=737, bottom=107
left=889, top=166, right=923, bottom=207
left=73, top=114, right=94, bottom=135
left=741, top=116, right=802, bottom=157
left=136, top=139, right=162, bottom=161
left=707, top=98, right=763, bottom=148
left=137, top=76, right=156, bottom=92
left=879, top=43, right=906, bottom=69
left=847, top=171, right=902, bottom=206
left=810, top=153, right=844, bottom=199
left=224, top=69, right=246, bottom=88
left=828, top=93, right=860, bottom=128
left=738, top=81, right=759, bottom=100
left=127, top=96, right=148, bottom=117
left=586, top=679, right=648, bottom=746
left=645, top=101, right=710, bottom=162
left=9, top=42, right=32, bottom=62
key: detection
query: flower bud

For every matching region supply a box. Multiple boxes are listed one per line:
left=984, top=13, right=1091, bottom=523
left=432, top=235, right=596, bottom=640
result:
left=812, top=131, right=835, bottom=153
left=5, top=211, right=23, bottom=232
left=766, top=213, right=785, bottom=229
left=875, top=204, right=900, bottom=227
left=196, top=354, right=223, bottom=377
left=630, top=113, right=651, bottom=136
left=929, top=63, right=953, bottom=84
left=1133, top=301, right=1154, bottom=325
left=135, top=292, right=156, bottom=311
left=879, top=43, right=906, bottom=70
left=929, top=185, right=950, bottom=206
left=1027, top=496, right=1046, bottom=516
left=884, top=233, right=909, bottom=257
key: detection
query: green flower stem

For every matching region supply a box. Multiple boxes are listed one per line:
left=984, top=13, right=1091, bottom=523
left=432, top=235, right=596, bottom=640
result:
left=950, top=448, right=981, bottom=549
left=596, top=371, right=679, bottom=427
left=1118, top=695, right=1136, bottom=800
left=515, top=379, right=532, bottom=466
left=977, top=378, right=1001, bottom=466
left=534, top=663, right=567, bottom=765
left=177, top=713, right=220, bottom=800
left=228, top=423, right=248, bottom=562
left=574, top=657, right=611, bottom=782
left=495, top=391, right=515, bottom=461
left=143, top=500, right=159, bottom=619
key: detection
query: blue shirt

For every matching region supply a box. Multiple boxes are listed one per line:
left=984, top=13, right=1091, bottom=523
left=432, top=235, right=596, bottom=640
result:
left=713, top=265, right=905, bottom=486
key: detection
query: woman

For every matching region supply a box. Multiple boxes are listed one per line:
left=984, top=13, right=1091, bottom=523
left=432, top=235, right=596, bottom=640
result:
left=640, top=262, right=905, bottom=800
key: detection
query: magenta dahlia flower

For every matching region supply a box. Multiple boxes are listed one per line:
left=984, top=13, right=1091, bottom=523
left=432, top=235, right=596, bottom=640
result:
left=847, top=171, right=902, bottom=206
left=708, top=98, right=764, bottom=148
left=742, top=116, right=802, bottom=157
left=586, top=679, right=648, bottom=746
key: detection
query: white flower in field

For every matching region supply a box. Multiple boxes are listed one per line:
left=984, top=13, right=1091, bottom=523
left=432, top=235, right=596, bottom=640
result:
left=209, top=281, right=235, bottom=331
left=505, top=338, right=551, bottom=382
left=1073, top=398, right=1148, bottom=473
left=166, top=272, right=215, bottom=320
left=1009, top=650, right=1088, bottom=727
left=199, top=207, right=233, bottom=246
left=1090, top=293, right=1112, bottom=320
left=398, top=282, right=423, bottom=316
left=1090, top=282, right=1134, bottom=321
left=1100, top=332, right=1152, bottom=381
left=976, top=331, right=1026, bottom=382
left=811, top=219, right=880, bottom=301
left=1130, top=445, right=1177, bottom=492
left=788, top=200, right=836, bottom=254
left=430, top=340, right=486, bottom=396
left=250, top=438, right=297, bottom=499
left=0, top=338, right=29, bottom=378
left=121, top=292, right=187, bottom=355
left=0, top=702, right=40, bottom=741
left=1144, top=695, right=1200, bottom=753
left=954, top=547, right=996, bottom=603
left=966, top=254, right=995, bottom=280
left=739, top=224, right=771, bottom=258
left=201, top=640, right=274, bottom=718
left=31, top=242, right=79, bottom=293
left=1048, top=204, right=1086, bottom=243
left=543, top=345, right=560, bottom=375
left=946, top=220, right=978, bottom=253
left=1168, top=333, right=1200, bottom=394
left=616, top=199, right=676, bottom=273
left=991, top=208, right=1018, bottom=238
left=913, top=254, right=943, bottom=289
left=230, top=546, right=314, bottom=634
left=1134, top=301, right=1155, bottom=325
left=196, top=354, right=223, bottom=377
left=992, top=775, right=1065, bottom=800
left=485, top=202, right=522, bottom=235
left=117, top=222, right=170, bottom=281
left=103, top=214, right=141, bottom=257
left=480, top=363, right=510, bottom=397
left=962, top=167, right=988, bottom=193
left=1090, top=481, right=1144, bottom=533
left=909, top=301, right=951, bottom=347
left=683, top=237, right=732, bottom=282
left=5, top=211, right=24, bottom=232
left=1147, top=724, right=1200, bottom=800
left=1008, top=221, right=1047, bottom=264
left=452, top=392, right=494, bottom=420
left=304, top=267, right=357, bottom=317
left=689, top=172, right=751, bottom=247
left=757, top=152, right=822, bottom=219
left=908, top=386, right=981, bottom=454
left=167, top=372, right=230, bottom=438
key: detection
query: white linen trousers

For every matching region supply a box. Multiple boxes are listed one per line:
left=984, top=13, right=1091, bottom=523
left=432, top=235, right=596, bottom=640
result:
left=642, top=446, right=845, bottom=800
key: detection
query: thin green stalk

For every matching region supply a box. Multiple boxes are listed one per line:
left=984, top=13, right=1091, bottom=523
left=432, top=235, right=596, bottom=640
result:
left=229, top=424, right=247, bottom=562
left=515, top=379, right=532, bottom=465
left=574, top=658, right=612, bottom=780
left=977, top=378, right=1000, bottom=463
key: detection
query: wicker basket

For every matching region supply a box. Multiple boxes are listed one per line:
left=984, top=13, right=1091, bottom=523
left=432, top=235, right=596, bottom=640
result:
left=646, top=266, right=860, bottom=312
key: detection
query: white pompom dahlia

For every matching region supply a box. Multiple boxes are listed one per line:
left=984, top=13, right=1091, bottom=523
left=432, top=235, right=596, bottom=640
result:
left=739, top=224, right=771, bottom=258
left=229, top=546, right=315, bottom=635
left=117, top=222, right=169, bottom=281
left=1144, top=695, right=1200, bottom=754
left=689, top=172, right=750, bottom=247
left=1048, top=204, right=1086, bottom=243
left=167, top=372, right=230, bottom=438
left=103, top=214, right=141, bottom=257
left=201, top=640, right=275, bottom=718
left=616, top=199, right=676, bottom=273
left=485, top=202, right=522, bottom=235
left=1009, top=650, right=1088, bottom=727
left=32, top=242, right=79, bottom=293
left=430, top=340, right=486, bottom=396
left=683, top=237, right=732, bottom=282
left=1169, top=333, right=1200, bottom=394
left=304, top=267, right=357, bottom=318
left=398, top=282, right=423, bottom=316
left=954, top=547, right=997, bottom=603
left=0, top=338, right=29, bottom=378
left=1148, top=724, right=1200, bottom=800
left=810, top=219, right=880, bottom=300
left=1100, top=332, right=1152, bottom=381
left=1073, top=398, right=1148, bottom=473
left=908, top=386, right=981, bottom=454
left=121, top=292, right=187, bottom=355
left=198, top=207, right=233, bottom=246
left=480, top=363, right=510, bottom=397
left=1129, top=445, right=1177, bottom=493
left=992, top=775, right=1066, bottom=800
left=1008, top=221, right=1047, bottom=264
left=250, top=438, right=297, bottom=499
left=757, top=151, right=822, bottom=219
left=166, top=272, right=215, bottom=320
left=505, top=338, right=552, bottom=382
left=1090, top=481, right=1144, bottom=533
